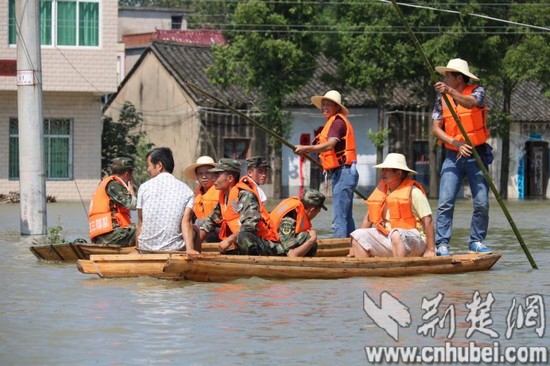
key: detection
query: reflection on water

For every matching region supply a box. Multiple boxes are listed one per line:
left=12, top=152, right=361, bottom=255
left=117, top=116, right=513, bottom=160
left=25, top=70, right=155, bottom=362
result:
left=0, top=199, right=549, bottom=365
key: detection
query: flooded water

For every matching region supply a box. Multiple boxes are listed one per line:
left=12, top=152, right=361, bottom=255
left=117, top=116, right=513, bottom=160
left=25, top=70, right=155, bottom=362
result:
left=1, top=199, right=549, bottom=365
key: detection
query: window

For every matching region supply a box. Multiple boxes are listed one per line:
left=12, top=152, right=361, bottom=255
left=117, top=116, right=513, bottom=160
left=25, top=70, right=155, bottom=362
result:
left=8, top=0, right=99, bottom=47
left=9, top=118, right=73, bottom=180
left=171, top=15, right=183, bottom=30
left=223, top=138, right=250, bottom=160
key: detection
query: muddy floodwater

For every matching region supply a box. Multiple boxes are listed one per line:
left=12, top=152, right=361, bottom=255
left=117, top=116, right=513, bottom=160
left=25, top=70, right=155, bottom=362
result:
left=1, top=199, right=549, bottom=365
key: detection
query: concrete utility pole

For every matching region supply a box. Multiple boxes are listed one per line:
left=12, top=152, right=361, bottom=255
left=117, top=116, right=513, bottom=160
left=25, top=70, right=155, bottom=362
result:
left=16, top=0, right=47, bottom=235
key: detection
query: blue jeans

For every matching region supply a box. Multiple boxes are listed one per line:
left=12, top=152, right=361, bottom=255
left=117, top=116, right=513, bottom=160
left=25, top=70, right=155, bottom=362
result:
left=435, top=150, right=489, bottom=248
left=331, top=163, right=359, bottom=238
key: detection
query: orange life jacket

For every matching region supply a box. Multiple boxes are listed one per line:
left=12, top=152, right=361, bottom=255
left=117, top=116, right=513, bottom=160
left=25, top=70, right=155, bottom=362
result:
left=316, top=113, right=357, bottom=171
left=366, top=178, right=426, bottom=236
left=194, top=185, right=219, bottom=220
left=218, top=177, right=279, bottom=242
left=89, top=176, right=132, bottom=239
left=270, top=197, right=312, bottom=234
left=442, top=84, right=489, bottom=151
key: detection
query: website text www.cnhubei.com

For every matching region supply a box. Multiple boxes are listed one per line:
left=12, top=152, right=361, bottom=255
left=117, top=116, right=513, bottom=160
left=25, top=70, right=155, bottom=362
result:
left=364, top=341, right=548, bottom=364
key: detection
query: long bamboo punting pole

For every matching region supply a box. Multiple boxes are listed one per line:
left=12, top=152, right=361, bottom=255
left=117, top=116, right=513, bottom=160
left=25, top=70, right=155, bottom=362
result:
left=390, top=0, right=537, bottom=269
left=183, top=80, right=369, bottom=200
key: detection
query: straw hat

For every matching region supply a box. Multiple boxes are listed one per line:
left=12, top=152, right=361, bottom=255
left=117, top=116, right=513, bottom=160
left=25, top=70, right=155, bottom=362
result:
left=311, top=90, right=349, bottom=116
left=435, top=58, right=479, bottom=82
left=374, top=153, right=417, bottom=174
left=184, top=156, right=216, bottom=180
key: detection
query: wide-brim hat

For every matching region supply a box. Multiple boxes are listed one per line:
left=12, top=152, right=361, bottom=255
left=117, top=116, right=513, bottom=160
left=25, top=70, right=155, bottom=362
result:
left=184, top=156, right=216, bottom=180
left=435, top=58, right=479, bottom=82
left=374, top=153, right=417, bottom=174
left=311, top=90, right=349, bottom=116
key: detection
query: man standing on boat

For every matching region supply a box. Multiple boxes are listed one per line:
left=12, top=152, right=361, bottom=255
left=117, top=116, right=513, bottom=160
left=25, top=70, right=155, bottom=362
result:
left=199, top=158, right=283, bottom=256
left=432, top=58, right=493, bottom=256
left=270, top=189, right=327, bottom=257
left=294, top=90, right=359, bottom=238
left=348, top=153, right=435, bottom=258
left=246, top=156, right=270, bottom=203
left=136, top=147, right=200, bottom=254
left=89, top=157, right=136, bottom=246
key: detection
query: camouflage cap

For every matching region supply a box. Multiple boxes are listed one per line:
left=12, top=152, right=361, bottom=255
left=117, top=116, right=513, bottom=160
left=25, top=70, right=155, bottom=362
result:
left=302, top=189, right=327, bottom=211
left=110, top=157, right=134, bottom=170
left=246, top=156, right=270, bottom=169
left=208, top=158, right=242, bottom=174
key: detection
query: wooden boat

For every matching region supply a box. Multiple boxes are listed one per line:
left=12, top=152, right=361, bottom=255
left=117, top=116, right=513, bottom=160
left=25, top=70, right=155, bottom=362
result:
left=77, top=252, right=501, bottom=281
left=31, top=237, right=351, bottom=261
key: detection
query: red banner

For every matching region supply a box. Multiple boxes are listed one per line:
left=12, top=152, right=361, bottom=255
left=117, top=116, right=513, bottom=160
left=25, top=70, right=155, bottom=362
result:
left=0, top=60, right=17, bottom=76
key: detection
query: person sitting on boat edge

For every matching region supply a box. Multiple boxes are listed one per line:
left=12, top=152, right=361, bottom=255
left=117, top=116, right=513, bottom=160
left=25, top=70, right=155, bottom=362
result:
left=348, top=153, right=436, bottom=258
left=199, top=158, right=284, bottom=256
left=246, top=156, right=270, bottom=203
left=136, top=147, right=201, bottom=254
left=89, top=157, right=137, bottom=247
left=270, top=189, right=327, bottom=257
left=184, top=155, right=220, bottom=242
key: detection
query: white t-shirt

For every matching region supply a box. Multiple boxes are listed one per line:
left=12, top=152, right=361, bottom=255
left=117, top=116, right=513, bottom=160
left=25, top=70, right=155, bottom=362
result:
left=249, top=178, right=267, bottom=203
left=137, top=172, right=194, bottom=251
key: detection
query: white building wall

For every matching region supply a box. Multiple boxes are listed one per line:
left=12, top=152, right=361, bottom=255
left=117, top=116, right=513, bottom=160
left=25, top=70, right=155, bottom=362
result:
left=0, top=91, right=103, bottom=202
left=0, top=0, right=118, bottom=93
left=284, top=107, right=379, bottom=197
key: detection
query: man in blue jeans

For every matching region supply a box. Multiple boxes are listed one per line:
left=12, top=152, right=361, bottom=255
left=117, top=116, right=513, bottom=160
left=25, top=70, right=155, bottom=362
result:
left=295, top=90, right=359, bottom=237
left=432, top=58, right=493, bottom=256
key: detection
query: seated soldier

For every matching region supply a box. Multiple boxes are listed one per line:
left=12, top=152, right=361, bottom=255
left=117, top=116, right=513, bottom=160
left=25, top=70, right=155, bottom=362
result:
left=246, top=156, right=270, bottom=203
left=348, top=153, right=435, bottom=258
left=199, top=158, right=284, bottom=256
left=89, top=157, right=136, bottom=246
left=270, top=189, right=327, bottom=257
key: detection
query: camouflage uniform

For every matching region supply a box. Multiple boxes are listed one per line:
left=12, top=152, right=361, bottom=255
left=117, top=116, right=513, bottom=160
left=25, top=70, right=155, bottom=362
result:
left=200, top=158, right=284, bottom=256
left=276, top=189, right=327, bottom=257
left=92, top=158, right=136, bottom=246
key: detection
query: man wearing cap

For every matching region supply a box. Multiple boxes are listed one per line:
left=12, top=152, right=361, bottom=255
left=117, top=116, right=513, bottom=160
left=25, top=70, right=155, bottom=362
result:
left=199, top=158, right=283, bottom=256
left=89, top=157, right=137, bottom=246
left=270, top=189, right=327, bottom=257
left=294, top=90, right=359, bottom=238
left=137, top=147, right=200, bottom=254
left=246, top=156, right=269, bottom=203
left=348, top=153, right=435, bottom=258
left=432, top=58, right=493, bottom=256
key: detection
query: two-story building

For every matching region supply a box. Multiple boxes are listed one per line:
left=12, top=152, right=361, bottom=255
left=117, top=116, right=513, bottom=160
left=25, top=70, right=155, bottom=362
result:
left=0, top=0, right=119, bottom=201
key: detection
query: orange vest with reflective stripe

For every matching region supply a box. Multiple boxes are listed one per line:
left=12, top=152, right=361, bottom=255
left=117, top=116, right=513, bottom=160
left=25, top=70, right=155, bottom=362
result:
left=89, top=176, right=132, bottom=239
left=442, top=84, right=489, bottom=151
left=316, top=113, right=357, bottom=170
left=194, top=185, right=219, bottom=220
left=218, top=177, right=279, bottom=242
left=366, top=178, right=426, bottom=236
left=270, top=197, right=312, bottom=234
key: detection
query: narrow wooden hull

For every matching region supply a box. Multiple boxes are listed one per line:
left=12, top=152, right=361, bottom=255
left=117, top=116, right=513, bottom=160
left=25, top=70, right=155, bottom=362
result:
left=77, top=252, right=501, bottom=281
left=29, top=243, right=135, bottom=261
left=32, top=238, right=351, bottom=261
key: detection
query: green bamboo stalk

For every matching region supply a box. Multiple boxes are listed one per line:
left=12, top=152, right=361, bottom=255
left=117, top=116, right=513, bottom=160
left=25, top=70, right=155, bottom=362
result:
left=183, top=80, right=369, bottom=200
left=390, top=0, right=537, bottom=269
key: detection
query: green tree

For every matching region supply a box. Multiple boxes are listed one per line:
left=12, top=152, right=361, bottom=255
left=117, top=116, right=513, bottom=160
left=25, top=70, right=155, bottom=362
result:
left=324, top=0, right=424, bottom=181
left=102, top=102, right=154, bottom=186
left=206, top=1, right=321, bottom=198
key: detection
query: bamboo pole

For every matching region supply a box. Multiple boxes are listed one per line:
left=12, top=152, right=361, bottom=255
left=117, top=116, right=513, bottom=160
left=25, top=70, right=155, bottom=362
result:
left=390, top=0, right=537, bottom=269
left=184, top=80, right=369, bottom=200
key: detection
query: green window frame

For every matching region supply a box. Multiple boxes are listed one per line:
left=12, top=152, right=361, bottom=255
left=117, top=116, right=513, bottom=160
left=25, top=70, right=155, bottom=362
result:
left=8, top=0, right=98, bottom=47
left=9, top=118, right=73, bottom=180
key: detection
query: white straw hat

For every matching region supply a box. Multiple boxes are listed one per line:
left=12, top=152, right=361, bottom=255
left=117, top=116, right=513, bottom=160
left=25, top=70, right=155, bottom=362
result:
left=311, top=90, right=349, bottom=116
left=435, top=58, right=479, bottom=82
left=374, top=153, right=417, bottom=174
left=183, top=156, right=216, bottom=180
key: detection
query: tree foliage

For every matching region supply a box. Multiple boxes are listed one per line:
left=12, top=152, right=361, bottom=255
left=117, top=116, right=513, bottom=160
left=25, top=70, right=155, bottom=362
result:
left=206, top=0, right=322, bottom=198
left=101, top=102, right=154, bottom=186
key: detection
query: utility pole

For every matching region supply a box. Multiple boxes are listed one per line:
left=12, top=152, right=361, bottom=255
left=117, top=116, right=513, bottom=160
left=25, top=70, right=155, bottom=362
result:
left=16, top=0, right=47, bottom=235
